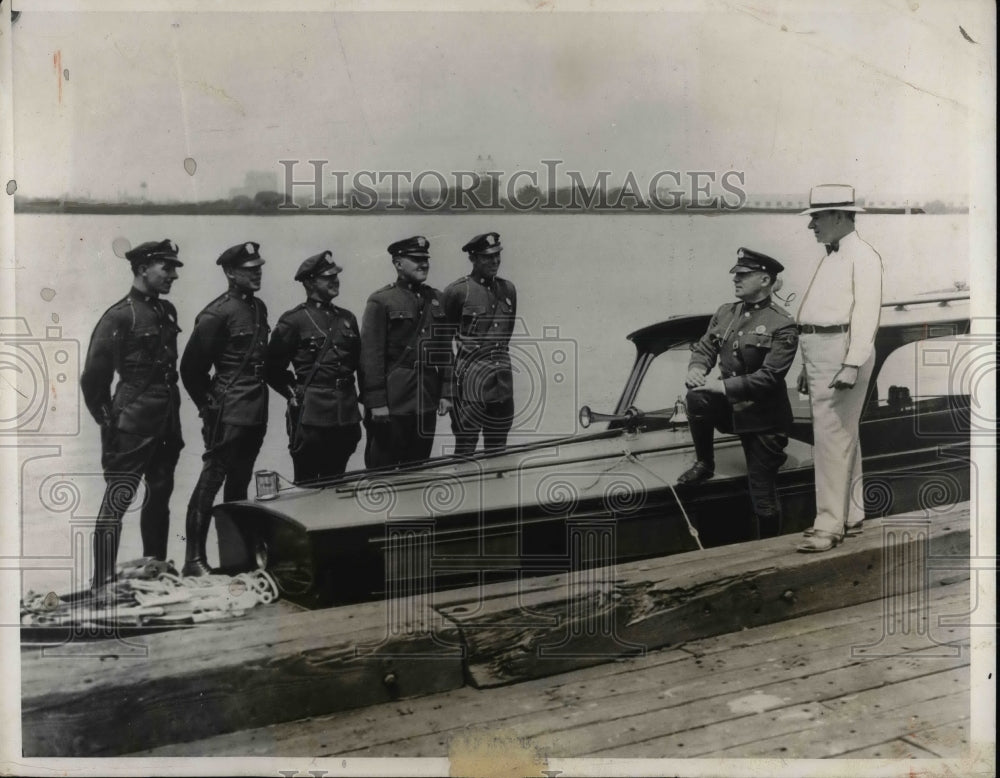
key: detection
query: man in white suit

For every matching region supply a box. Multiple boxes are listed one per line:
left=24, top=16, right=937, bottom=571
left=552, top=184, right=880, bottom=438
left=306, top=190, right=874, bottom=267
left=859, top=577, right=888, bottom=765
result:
left=795, top=185, right=884, bottom=553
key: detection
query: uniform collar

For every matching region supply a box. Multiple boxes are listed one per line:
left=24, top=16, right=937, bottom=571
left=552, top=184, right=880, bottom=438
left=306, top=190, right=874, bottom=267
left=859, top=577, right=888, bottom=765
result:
left=472, top=274, right=498, bottom=289
left=307, top=298, right=336, bottom=312
left=395, top=278, right=424, bottom=293
left=128, top=286, right=159, bottom=304
left=744, top=295, right=772, bottom=312
left=228, top=288, right=255, bottom=303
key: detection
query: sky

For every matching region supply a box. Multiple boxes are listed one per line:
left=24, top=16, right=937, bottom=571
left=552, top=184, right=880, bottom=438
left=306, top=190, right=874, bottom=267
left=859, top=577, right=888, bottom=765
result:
left=8, top=1, right=994, bottom=203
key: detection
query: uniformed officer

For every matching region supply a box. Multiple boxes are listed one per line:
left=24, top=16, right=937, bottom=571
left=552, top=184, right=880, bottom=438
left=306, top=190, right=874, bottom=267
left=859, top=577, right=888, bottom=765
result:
left=442, top=232, right=518, bottom=456
left=266, top=250, right=362, bottom=484
left=80, top=239, right=185, bottom=589
left=360, top=235, right=453, bottom=468
left=677, top=248, right=799, bottom=539
left=180, top=241, right=270, bottom=576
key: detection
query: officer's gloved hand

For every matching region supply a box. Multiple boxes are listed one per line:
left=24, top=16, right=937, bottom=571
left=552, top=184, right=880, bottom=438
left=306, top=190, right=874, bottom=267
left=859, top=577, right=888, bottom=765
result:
left=684, top=367, right=707, bottom=388
left=796, top=369, right=809, bottom=395
left=371, top=405, right=391, bottom=421
left=438, top=398, right=453, bottom=416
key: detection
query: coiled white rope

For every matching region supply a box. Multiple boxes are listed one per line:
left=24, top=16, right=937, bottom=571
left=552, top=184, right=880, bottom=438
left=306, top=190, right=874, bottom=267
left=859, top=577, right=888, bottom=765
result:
left=21, top=567, right=280, bottom=629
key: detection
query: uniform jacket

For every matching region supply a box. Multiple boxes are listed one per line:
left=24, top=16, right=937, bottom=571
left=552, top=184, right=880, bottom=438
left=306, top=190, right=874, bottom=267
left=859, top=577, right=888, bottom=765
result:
left=265, top=299, right=362, bottom=427
left=359, top=279, right=454, bottom=415
left=80, top=287, right=183, bottom=438
left=442, top=275, right=517, bottom=404
left=688, top=296, right=799, bottom=433
left=181, top=289, right=270, bottom=426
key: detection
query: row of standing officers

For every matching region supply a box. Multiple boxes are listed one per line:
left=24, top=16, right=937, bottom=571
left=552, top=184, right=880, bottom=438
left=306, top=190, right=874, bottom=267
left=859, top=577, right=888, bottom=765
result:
left=80, top=233, right=517, bottom=586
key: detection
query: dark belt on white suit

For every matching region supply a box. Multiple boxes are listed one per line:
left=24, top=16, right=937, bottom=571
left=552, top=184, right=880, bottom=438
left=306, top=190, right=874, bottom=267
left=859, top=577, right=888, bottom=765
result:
left=798, top=324, right=849, bottom=334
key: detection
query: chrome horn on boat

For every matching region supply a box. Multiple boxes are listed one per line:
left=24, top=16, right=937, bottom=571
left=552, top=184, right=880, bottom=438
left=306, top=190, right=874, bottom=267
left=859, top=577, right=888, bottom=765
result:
left=578, top=404, right=644, bottom=431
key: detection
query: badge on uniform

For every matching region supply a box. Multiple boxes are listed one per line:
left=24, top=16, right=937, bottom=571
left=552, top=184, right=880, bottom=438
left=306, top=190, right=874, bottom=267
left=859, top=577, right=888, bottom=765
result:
left=505, top=297, right=512, bottom=305
left=432, top=299, right=440, bottom=307
left=755, top=325, right=766, bottom=334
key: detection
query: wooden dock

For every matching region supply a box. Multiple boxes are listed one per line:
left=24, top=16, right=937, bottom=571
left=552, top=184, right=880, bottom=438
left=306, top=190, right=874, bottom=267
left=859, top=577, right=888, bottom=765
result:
left=137, top=577, right=971, bottom=759
left=21, top=503, right=974, bottom=759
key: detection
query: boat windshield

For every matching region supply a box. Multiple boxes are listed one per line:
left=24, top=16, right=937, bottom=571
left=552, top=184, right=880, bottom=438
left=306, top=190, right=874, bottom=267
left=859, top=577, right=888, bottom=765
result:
left=630, top=349, right=692, bottom=428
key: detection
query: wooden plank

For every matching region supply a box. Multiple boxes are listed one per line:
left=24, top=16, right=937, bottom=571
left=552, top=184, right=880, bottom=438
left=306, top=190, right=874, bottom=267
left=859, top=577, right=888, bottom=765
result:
left=702, top=690, right=969, bottom=758
left=21, top=597, right=464, bottom=757
left=321, top=634, right=969, bottom=757
left=136, top=647, right=695, bottom=757
left=901, top=720, right=972, bottom=757
left=484, top=641, right=969, bottom=758
left=138, top=583, right=969, bottom=757
left=835, top=739, right=941, bottom=759
left=595, top=667, right=969, bottom=758
left=443, top=510, right=969, bottom=686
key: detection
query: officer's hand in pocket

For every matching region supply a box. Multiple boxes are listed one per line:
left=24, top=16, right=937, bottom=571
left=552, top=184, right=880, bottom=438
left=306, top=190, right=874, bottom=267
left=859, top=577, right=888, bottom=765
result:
left=796, top=369, right=809, bottom=395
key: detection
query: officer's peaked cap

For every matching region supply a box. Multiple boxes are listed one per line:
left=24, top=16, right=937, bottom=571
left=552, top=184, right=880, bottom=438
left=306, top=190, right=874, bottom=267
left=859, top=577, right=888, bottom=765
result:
left=217, top=241, right=265, bottom=268
left=125, top=239, right=183, bottom=267
left=295, top=250, right=343, bottom=281
left=462, top=232, right=502, bottom=256
left=730, top=247, right=784, bottom=276
left=388, top=235, right=430, bottom=259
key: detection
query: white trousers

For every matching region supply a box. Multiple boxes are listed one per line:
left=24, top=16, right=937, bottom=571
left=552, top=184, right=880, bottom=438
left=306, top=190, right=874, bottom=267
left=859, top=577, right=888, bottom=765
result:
left=800, top=332, right=875, bottom=535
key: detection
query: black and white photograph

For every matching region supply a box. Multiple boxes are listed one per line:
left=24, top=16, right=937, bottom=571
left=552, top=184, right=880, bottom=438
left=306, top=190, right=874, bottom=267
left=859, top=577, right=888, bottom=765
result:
left=1, top=1, right=995, bottom=775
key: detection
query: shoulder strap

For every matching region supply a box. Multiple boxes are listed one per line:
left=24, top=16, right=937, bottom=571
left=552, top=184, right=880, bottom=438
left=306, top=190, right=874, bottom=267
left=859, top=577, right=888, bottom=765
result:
left=296, top=307, right=338, bottom=393
left=121, top=297, right=175, bottom=403
left=217, top=296, right=262, bottom=397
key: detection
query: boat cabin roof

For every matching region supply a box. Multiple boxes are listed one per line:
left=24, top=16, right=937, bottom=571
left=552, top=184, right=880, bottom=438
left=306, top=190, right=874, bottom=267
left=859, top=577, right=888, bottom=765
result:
left=626, top=293, right=971, bottom=358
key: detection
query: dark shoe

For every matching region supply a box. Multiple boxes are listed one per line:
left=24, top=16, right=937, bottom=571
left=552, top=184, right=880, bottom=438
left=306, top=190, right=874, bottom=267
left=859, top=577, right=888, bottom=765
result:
left=181, top=559, right=213, bottom=577
left=796, top=529, right=843, bottom=553
left=677, top=461, right=715, bottom=486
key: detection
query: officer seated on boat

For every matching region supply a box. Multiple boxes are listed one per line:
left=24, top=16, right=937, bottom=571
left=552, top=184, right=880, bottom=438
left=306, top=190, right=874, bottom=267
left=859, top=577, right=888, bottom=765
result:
left=677, top=248, right=799, bottom=539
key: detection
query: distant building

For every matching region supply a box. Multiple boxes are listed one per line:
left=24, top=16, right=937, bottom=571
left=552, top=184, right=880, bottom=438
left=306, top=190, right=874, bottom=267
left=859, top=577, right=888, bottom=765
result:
left=229, top=171, right=280, bottom=199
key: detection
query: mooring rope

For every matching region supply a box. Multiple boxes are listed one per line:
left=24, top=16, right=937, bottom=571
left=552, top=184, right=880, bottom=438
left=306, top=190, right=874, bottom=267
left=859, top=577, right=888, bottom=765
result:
left=20, top=564, right=280, bottom=629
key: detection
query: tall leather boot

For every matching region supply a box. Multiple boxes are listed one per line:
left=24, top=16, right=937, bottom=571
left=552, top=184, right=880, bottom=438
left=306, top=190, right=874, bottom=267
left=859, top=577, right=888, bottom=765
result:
left=91, top=523, right=120, bottom=592
left=758, top=513, right=781, bottom=539
left=677, top=416, right=716, bottom=485
left=182, top=505, right=213, bottom=577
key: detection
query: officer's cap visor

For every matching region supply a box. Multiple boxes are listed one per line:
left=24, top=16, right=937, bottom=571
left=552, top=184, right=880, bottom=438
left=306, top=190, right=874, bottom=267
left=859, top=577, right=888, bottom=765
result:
left=232, top=257, right=266, bottom=268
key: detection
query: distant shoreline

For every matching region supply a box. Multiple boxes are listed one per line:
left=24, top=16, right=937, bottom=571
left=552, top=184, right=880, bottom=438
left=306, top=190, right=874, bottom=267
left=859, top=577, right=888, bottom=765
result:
left=14, top=200, right=954, bottom=216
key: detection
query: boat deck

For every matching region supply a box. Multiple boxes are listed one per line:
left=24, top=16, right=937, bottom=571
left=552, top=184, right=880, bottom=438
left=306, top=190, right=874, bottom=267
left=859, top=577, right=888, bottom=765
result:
left=138, top=577, right=970, bottom=759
